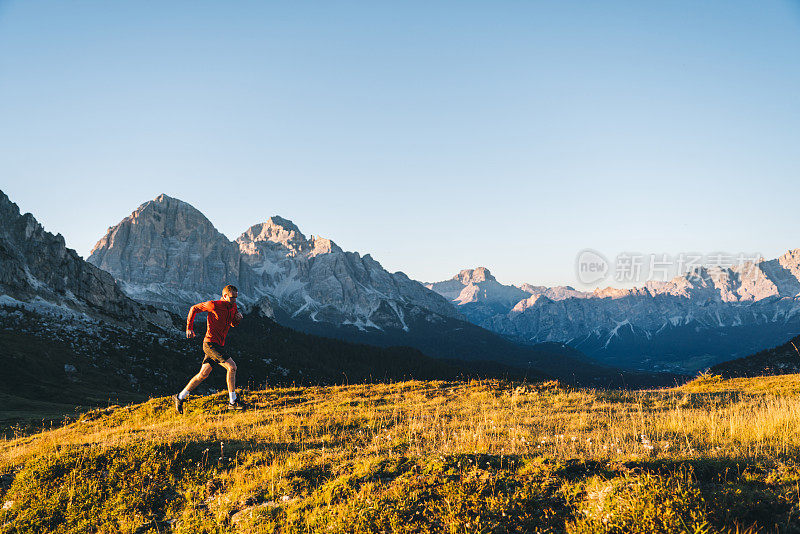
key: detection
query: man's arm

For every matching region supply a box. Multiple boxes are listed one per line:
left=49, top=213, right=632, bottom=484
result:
left=186, top=301, right=213, bottom=338
left=230, top=305, right=243, bottom=328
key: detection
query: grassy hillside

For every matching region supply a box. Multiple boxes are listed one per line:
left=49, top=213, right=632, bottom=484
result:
left=711, top=333, right=800, bottom=378
left=3, top=374, right=800, bottom=532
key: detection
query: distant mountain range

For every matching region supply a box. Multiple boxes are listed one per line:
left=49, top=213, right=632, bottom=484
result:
left=3, top=189, right=645, bottom=398
left=85, top=193, right=800, bottom=374
left=88, top=194, right=459, bottom=326
left=1, top=189, right=586, bottom=419
left=87, top=194, right=630, bottom=382
left=11, top=187, right=794, bottom=380
left=425, top=263, right=800, bottom=372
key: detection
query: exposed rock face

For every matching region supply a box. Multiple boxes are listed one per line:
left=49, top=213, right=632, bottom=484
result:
left=427, top=260, right=800, bottom=372
left=517, top=283, right=592, bottom=301
left=88, top=194, right=254, bottom=312
left=425, top=268, right=588, bottom=324
left=89, top=195, right=460, bottom=330
left=0, top=190, right=169, bottom=326
left=237, top=218, right=460, bottom=329
left=238, top=216, right=312, bottom=255
left=424, top=267, right=531, bottom=323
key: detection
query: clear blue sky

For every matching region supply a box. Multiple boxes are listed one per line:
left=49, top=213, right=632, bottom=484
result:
left=1, top=1, right=799, bottom=288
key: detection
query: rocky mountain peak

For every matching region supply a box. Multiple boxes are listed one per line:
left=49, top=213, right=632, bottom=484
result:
left=267, top=215, right=302, bottom=234
left=775, top=249, right=800, bottom=293
left=425, top=267, right=531, bottom=314
left=591, top=286, right=633, bottom=299
left=0, top=191, right=48, bottom=243
left=309, top=235, right=342, bottom=256
left=88, top=196, right=459, bottom=329
left=0, top=189, right=169, bottom=326
left=511, top=293, right=553, bottom=313
left=88, top=194, right=252, bottom=311
left=91, top=194, right=224, bottom=259
left=142, top=194, right=216, bottom=233
left=514, top=283, right=589, bottom=301
left=517, top=283, right=547, bottom=294
left=779, top=249, right=799, bottom=263
left=456, top=267, right=496, bottom=285
left=237, top=216, right=309, bottom=254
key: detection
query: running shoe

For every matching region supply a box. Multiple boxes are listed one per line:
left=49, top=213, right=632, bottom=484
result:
left=172, top=394, right=184, bottom=414
left=227, top=398, right=248, bottom=411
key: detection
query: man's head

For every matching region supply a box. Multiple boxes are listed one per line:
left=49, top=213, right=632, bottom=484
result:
left=222, top=285, right=238, bottom=302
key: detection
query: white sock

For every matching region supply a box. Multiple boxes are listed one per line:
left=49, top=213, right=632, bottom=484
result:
left=229, top=391, right=237, bottom=403
left=178, top=390, right=190, bottom=401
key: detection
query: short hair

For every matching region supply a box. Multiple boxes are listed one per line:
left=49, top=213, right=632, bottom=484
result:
left=222, top=285, right=238, bottom=296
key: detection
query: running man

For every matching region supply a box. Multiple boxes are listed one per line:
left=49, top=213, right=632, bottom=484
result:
left=172, top=284, right=247, bottom=413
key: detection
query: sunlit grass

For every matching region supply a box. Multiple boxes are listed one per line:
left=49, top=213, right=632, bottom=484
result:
left=3, top=374, right=800, bottom=532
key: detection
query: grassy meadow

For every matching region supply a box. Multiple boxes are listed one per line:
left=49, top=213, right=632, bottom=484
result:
left=3, top=374, right=800, bottom=533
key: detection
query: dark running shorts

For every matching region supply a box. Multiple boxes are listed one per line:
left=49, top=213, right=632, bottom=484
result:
left=202, top=342, right=229, bottom=366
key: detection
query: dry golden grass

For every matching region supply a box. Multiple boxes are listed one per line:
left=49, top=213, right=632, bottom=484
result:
left=3, top=374, right=800, bottom=532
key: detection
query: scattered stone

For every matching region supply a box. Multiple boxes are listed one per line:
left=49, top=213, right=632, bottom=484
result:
left=0, top=473, right=13, bottom=491
left=133, top=520, right=173, bottom=534
left=230, top=502, right=279, bottom=525
left=205, top=477, right=223, bottom=497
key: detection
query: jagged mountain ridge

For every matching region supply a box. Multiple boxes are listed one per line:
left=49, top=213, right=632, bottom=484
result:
left=424, top=268, right=588, bottom=324
left=87, top=194, right=656, bottom=381
left=424, top=267, right=531, bottom=324
left=237, top=217, right=459, bottom=329
left=426, top=267, right=530, bottom=307
left=0, top=189, right=563, bottom=420
left=88, top=194, right=254, bottom=312
left=428, top=261, right=800, bottom=372
left=0, top=189, right=170, bottom=327
left=0, top=189, right=678, bottom=399
left=89, top=194, right=461, bottom=332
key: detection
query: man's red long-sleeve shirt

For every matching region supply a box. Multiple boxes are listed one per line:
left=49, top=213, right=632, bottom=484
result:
left=186, top=300, right=240, bottom=346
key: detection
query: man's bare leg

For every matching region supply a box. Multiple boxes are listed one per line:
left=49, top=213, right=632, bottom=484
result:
left=220, top=359, right=238, bottom=401
left=184, top=363, right=213, bottom=394
left=172, top=363, right=212, bottom=414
